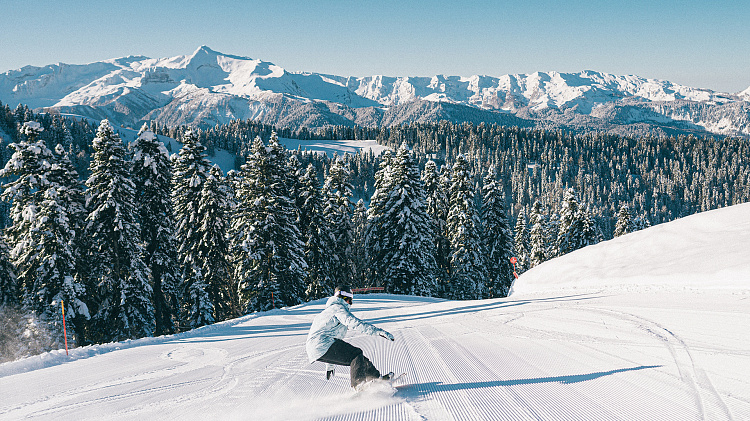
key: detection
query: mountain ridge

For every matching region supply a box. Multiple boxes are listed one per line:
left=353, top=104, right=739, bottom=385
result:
left=1, top=46, right=748, bottom=137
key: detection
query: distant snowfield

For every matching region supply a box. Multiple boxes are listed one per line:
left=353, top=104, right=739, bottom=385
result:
left=1, top=205, right=749, bottom=420
left=57, top=113, right=386, bottom=171
left=279, top=137, right=387, bottom=158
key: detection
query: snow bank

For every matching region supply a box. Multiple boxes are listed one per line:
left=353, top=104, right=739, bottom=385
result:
left=0, top=311, right=261, bottom=379
left=511, top=202, right=750, bottom=296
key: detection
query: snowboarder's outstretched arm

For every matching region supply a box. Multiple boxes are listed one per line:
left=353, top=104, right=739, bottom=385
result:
left=333, top=303, right=393, bottom=341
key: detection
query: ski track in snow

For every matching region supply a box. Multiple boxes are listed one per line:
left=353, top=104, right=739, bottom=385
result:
left=583, top=307, right=735, bottom=420
left=2, top=292, right=748, bottom=421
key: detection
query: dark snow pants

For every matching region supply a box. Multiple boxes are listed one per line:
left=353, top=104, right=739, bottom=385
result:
left=318, top=339, right=381, bottom=388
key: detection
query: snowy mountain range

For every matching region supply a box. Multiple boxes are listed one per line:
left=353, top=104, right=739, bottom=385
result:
left=2, top=46, right=749, bottom=137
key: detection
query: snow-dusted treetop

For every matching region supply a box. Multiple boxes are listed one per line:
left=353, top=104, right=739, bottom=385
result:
left=20, top=121, right=43, bottom=137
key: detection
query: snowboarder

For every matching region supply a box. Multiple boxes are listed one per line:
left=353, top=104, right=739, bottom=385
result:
left=306, top=285, right=395, bottom=389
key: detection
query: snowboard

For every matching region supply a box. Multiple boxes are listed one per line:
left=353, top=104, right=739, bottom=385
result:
left=354, top=372, right=407, bottom=393
left=387, top=372, right=407, bottom=385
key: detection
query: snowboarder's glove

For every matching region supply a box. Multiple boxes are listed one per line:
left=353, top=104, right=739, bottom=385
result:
left=326, top=368, right=335, bottom=380
left=379, top=330, right=394, bottom=341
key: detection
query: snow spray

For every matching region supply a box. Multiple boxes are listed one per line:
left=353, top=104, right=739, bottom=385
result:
left=510, top=257, right=519, bottom=279
left=60, top=300, right=69, bottom=355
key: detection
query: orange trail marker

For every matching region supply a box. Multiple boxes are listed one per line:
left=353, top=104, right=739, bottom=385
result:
left=61, top=300, right=69, bottom=355
left=510, top=257, right=519, bottom=279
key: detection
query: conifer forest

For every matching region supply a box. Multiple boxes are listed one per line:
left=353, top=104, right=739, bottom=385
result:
left=1, top=101, right=749, bottom=354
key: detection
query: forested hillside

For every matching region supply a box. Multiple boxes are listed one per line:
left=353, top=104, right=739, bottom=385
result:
left=158, top=117, right=750, bottom=235
left=1, top=100, right=748, bottom=359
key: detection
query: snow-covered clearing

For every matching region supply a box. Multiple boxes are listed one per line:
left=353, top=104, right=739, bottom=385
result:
left=279, top=137, right=387, bottom=158
left=56, top=113, right=386, bottom=170
left=2, top=204, right=749, bottom=420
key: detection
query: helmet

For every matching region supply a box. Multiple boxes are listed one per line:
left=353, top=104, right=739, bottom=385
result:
left=334, top=285, right=353, bottom=300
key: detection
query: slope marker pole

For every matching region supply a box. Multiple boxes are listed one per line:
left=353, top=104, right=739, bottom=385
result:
left=61, top=300, right=69, bottom=355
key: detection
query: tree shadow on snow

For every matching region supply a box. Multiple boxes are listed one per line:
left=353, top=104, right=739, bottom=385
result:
left=362, top=293, right=608, bottom=325
left=396, top=365, right=661, bottom=398
left=162, top=322, right=311, bottom=344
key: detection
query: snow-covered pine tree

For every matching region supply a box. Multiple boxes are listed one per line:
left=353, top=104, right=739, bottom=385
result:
left=299, top=164, right=335, bottom=300
left=579, top=206, right=601, bottom=247
left=364, top=150, right=394, bottom=288
left=0, top=123, right=89, bottom=343
left=421, top=159, right=450, bottom=295
left=528, top=200, right=548, bottom=268
left=514, top=207, right=529, bottom=274
left=198, top=165, right=235, bottom=320
left=19, top=120, right=44, bottom=142
left=446, top=155, right=487, bottom=299
left=130, top=127, right=180, bottom=335
left=226, top=166, right=240, bottom=190
left=0, top=237, right=17, bottom=306
left=481, top=167, right=515, bottom=298
left=48, top=144, right=86, bottom=234
left=287, top=154, right=303, bottom=221
left=322, top=156, right=354, bottom=288
left=84, top=120, right=153, bottom=342
left=231, top=136, right=270, bottom=313
left=232, top=134, right=307, bottom=313
left=268, top=136, right=307, bottom=306
left=268, top=134, right=308, bottom=307
left=439, top=163, right=454, bottom=296
left=297, top=163, right=318, bottom=241
left=546, top=212, right=560, bottom=257
left=556, top=188, right=583, bottom=256
left=29, top=184, right=88, bottom=345
left=633, top=213, right=651, bottom=231
left=1, top=124, right=53, bottom=302
left=377, top=142, right=437, bottom=296
left=0, top=136, right=50, bottom=307
left=614, top=204, right=634, bottom=237
left=172, top=129, right=214, bottom=328
left=33, top=143, right=88, bottom=335
left=350, top=199, right=368, bottom=289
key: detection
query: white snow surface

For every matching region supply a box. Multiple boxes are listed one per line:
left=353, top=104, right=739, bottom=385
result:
left=2, top=204, right=749, bottom=420
left=279, top=137, right=387, bottom=158
left=510, top=202, right=750, bottom=295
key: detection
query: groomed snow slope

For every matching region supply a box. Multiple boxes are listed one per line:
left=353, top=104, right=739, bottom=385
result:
left=1, top=205, right=749, bottom=420
left=510, top=202, right=750, bottom=295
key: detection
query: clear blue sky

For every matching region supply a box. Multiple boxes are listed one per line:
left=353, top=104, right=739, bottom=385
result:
left=2, top=0, right=748, bottom=92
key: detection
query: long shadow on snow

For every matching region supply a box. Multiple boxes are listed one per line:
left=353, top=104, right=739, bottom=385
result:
left=163, top=322, right=310, bottom=344
left=162, top=294, right=607, bottom=344
left=397, top=365, right=661, bottom=398
left=363, top=293, right=607, bottom=325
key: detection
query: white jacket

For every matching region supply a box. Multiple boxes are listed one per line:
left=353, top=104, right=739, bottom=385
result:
left=306, top=296, right=386, bottom=363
